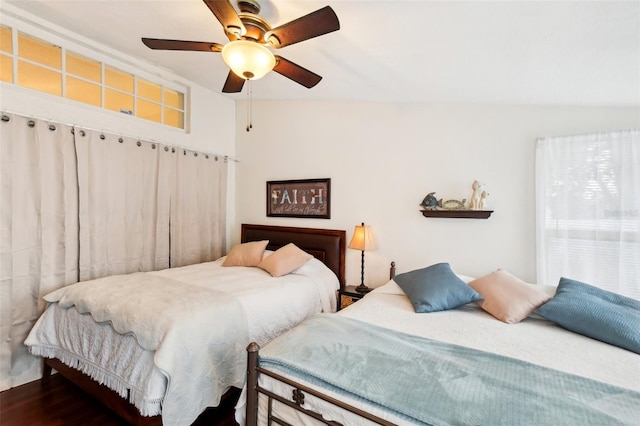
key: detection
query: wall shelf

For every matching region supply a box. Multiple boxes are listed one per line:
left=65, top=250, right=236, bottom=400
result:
left=420, top=210, right=493, bottom=219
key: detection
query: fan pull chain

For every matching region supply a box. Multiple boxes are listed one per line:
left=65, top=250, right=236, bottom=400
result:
left=246, top=80, right=253, bottom=132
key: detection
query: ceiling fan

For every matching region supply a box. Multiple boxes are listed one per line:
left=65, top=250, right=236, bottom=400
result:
left=142, top=0, right=340, bottom=93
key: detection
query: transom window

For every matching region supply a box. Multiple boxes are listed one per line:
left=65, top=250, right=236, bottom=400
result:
left=0, top=25, right=186, bottom=129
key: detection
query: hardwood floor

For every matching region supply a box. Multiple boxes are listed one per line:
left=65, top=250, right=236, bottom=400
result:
left=0, top=374, right=240, bottom=426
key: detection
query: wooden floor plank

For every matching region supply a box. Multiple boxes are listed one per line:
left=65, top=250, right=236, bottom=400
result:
left=0, top=374, right=239, bottom=425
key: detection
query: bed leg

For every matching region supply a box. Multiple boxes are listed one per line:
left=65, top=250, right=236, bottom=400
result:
left=42, top=359, right=52, bottom=384
left=246, top=342, right=260, bottom=426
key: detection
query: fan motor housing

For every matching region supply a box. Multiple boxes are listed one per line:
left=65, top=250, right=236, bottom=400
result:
left=236, top=0, right=271, bottom=43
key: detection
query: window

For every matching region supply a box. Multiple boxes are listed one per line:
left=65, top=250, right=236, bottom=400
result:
left=536, top=130, right=640, bottom=299
left=1, top=25, right=187, bottom=129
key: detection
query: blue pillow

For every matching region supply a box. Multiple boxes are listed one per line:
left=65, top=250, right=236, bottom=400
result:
left=394, top=263, right=482, bottom=313
left=534, top=277, right=640, bottom=354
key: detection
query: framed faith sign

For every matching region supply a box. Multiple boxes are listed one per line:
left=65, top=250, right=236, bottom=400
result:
left=266, top=178, right=331, bottom=219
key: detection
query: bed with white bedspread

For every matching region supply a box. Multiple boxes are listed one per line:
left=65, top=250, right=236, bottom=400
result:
left=25, top=224, right=346, bottom=426
left=239, top=275, right=640, bottom=425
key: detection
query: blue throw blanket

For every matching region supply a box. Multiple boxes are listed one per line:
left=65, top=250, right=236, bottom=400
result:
left=259, top=314, right=640, bottom=425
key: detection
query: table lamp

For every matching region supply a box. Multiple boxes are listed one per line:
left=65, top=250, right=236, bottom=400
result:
left=348, top=222, right=376, bottom=293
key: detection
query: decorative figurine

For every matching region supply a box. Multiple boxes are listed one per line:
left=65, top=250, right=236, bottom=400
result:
left=478, top=191, right=489, bottom=210
left=420, top=192, right=440, bottom=210
left=469, top=180, right=485, bottom=210
left=441, top=199, right=467, bottom=210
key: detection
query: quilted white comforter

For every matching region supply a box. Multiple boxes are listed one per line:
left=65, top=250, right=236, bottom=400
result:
left=25, top=256, right=339, bottom=426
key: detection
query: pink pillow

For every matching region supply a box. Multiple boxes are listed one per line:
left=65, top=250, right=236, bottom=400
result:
left=468, top=269, right=551, bottom=324
left=222, top=240, right=269, bottom=267
left=257, top=243, right=313, bottom=277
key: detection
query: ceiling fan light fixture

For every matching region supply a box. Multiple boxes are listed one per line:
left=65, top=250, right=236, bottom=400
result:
left=221, top=39, right=275, bottom=80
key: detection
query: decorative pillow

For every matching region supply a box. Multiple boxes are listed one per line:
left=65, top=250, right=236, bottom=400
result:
left=221, top=240, right=269, bottom=267
left=468, top=269, right=551, bottom=324
left=394, top=263, right=482, bottom=313
left=534, top=277, right=640, bottom=354
left=257, top=243, right=313, bottom=277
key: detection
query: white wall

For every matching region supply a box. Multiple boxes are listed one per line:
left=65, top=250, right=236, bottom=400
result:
left=234, top=100, right=640, bottom=287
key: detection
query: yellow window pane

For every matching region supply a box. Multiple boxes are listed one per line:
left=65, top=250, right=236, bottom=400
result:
left=138, top=78, right=161, bottom=102
left=0, top=54, right=12, bottom=83
left=136, top=99, right=161, bottom=123
left=18, top=60, right=61, bottom=96
left=164, top=107, right=184, bottom=129
left=105, top=66, right=133, bottom=93
left=66, top=52, right=101, bottom=83
left=1, top=25, right=12, bottom=54
left=18, top=32, right=61, bottom=69
left=163, top=88, right=184, bottom=110
left=105, top=88, right=133, bottom=114
left=66, top=76, right=101, bottom=107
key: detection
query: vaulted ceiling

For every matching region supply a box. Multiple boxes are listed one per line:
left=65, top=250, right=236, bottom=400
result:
left=3, top=0, right=639, bottom=106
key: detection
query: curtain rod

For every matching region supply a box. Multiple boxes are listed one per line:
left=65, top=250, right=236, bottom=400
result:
left=537, top=128, right=639, bottom=142
left=0, top=109, right=241, bottom=163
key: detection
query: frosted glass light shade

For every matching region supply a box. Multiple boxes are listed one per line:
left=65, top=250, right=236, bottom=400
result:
left=348, top=223, right=376, bottom=251
left=221, top=40, right=275, bottom=80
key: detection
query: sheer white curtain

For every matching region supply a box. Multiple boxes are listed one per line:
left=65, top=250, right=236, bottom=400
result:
left=75, top=129, right=169, bottom=281
left=169, top=149, right=227, bottom=267
left=0, top=114, right=79, bottom=390
left=536, top=129, right=640, bottom=299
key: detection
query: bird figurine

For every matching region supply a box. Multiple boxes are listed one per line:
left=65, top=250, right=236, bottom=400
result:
left=420, top=192, right=440, bottom=210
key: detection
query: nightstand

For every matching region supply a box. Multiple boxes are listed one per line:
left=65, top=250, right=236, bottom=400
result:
left=338, top=285, right=368, bottom=310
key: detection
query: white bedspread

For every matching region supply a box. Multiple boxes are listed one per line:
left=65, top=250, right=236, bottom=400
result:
left=26, top=256, right=339, bottom=426
left=236, top=280, right=640, bottom=425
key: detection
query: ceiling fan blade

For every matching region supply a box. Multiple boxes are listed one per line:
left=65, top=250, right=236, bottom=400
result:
left=203, top=0, right=245, bottom=39
left=222, top=71, right=246, bottom=93
left=273, top=56, right=322, bottom=89
left=142, top=38, right=223, bottom=52
left=265, top=6, right=340, bottom=48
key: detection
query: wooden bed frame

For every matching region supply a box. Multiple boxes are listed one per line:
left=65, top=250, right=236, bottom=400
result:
left=245, top=262, right=396, bottom=426
left=40, top=223, right=346, bottom=426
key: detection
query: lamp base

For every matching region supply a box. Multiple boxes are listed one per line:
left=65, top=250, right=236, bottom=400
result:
left=355, top=284, right=371, bottom=293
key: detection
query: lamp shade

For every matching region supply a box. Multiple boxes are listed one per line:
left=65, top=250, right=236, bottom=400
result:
left=348, top=223, right=376, bottom=252
left=221, top=40, right=276, bottom=80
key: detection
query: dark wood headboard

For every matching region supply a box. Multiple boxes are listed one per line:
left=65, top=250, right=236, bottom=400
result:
left=241, top=224, right=346, bottom=288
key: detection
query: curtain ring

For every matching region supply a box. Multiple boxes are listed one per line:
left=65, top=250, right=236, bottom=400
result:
left=80, top=130, right=85, bottom=137
left=1, top=115, right=10, bottom=122
left=183, top=150, right=186, bottom=155
left=48, top=124, right=56, bottom=131
left=215, top=156, right=219, bottom=161
left=194, top=152, right=198, bottom=157
left=100, top=134, right=105, bottom=140
left=205, top=154, right=209, bottom=159
left=27, top=120, right=35, bottom=128
left=164, top=146, right=169, bottom=152
left=171, top=148, right=176, bottom=153
left=118, top=138, right=124, bottom=143
left=137, top=141, right=141, bottom=147
left=152, top=144, right=156, bottom=149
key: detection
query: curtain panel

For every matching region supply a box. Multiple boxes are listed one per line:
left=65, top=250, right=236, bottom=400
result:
left=0, top=114, right=79, bottom=389
left=536, top=129, right=640, bottom=299
left=0, top=113, right=228, bottom=390
left=169, top=149, right=227, bottom=267
left=75, top=129, right=169, bottom=281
